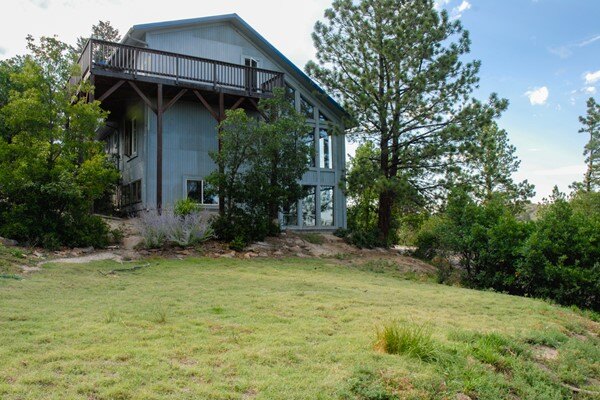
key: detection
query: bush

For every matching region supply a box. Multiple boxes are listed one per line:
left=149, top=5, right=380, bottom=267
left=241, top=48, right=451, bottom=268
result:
left=375, top=321, right=438, bottom=362
left=174, top=198, right=200, bottom=217
left=138, top=208, right=213, bottom=249
left=416, top=189, right=600, bottom=311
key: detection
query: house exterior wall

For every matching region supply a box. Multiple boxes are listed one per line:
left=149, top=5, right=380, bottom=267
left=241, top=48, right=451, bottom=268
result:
left=115, top=21, right=347, bottom=229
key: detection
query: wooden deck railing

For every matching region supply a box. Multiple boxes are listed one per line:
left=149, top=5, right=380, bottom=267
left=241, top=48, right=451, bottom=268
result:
left=71, top=39, right=285, bottom=96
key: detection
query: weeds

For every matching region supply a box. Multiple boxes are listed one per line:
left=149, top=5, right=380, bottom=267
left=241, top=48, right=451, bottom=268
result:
left=299, top=233, right=324, bottom=245
left=375, top=321, right=438, bottom=362
left=139, top=208, right=213, bottom=249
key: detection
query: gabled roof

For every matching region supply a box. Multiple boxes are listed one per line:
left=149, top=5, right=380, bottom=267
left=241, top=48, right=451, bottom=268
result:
left=122, top=13, right=348, bottom=122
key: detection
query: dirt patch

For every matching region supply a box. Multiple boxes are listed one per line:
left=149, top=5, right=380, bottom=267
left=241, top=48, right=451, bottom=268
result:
left=45, top=251, right=124, bottom=264
left=532, top=345, right=559, bottom=361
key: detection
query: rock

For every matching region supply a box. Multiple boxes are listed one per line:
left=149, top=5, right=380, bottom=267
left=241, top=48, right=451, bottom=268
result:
left=258, top=252, right=268, bottom=257
left=123, top=236, right=143, bottom=250
left=81, top=246, right=94, bottom=253
left=243, top=252, right=258, bottom=258
left=456, top=394, right=472, bottom=400
left=220, top=251, right=235, bottom=258
left=0, top=237, right=18, bottom=247
left=273, top=250, right=284, bottom=256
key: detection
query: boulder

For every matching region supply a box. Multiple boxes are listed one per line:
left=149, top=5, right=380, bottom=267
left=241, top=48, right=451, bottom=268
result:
left=0, top=237, right=18, bottom=247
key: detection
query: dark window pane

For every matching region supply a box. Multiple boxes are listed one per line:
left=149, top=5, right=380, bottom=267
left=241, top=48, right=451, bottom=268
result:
left=187, top=180, right=202, bottom=203
left=285, top=83, right=296, bottom=108
left=283, top=201, right=298, bottom=226
left=302, top=186, right=316, bottom=227
left=300, top=95, right=314, bottom=119
left=319, top=111, right=329, bottom=123
left=303, top=129, right=316, bottom=167
left=320, top=186, right=334, bottom=226
left=202, top=181, right=218, bottom=205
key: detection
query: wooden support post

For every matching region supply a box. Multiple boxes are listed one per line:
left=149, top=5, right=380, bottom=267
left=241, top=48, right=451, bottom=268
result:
left=157, top=84, right=163, bottom=212
left=218, top=91, right=225, bottom=215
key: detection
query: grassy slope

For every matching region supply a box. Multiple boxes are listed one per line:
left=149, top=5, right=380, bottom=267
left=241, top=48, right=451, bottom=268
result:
left=0, top=257, right=598, bottom=399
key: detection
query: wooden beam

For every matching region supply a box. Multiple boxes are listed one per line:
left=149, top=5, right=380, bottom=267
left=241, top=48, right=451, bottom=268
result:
left=157, top=84, right=163, bottom=212
left=129, top=81, right=157, bottom=114
left=193, top=90, right=219, bottom=121
left=162, top=89, right=187, bottom=113
left=231, top=97, right=245, bottom=111
left=248, top=98, right=269, bottom=121
left=98, top=80, right=125, bottom=102
left=218, top=91, right=225, bottom=215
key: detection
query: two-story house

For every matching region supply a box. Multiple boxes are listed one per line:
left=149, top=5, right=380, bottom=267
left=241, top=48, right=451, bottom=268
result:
left=74, top=14, right=348, bottom=230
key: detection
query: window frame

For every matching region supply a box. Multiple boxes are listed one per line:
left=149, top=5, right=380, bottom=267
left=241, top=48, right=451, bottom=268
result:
left=185, top=179, right=219, bottom=206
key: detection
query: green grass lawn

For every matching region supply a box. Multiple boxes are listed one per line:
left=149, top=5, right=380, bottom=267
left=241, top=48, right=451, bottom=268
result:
left=0, top=257, right=598, bottom=399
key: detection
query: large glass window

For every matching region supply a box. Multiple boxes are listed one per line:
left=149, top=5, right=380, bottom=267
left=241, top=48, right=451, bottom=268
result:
left=186, top=180, right=218, bottom=205
left=301, top=186, right=316, bottom=227
left=282, top=201, right=298, bottom=226
left=300, top=95, right=314, bottom=120
left=319, top=128, right=332, bottom=169
left=285, top=83, right=296, bottom=108
left=320, top=186, right=334, bottom=226
left=304, top=129, right=316, bottom=167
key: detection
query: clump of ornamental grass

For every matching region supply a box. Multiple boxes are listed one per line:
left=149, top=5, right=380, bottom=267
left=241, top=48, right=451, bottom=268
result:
left=375, top=321, right=439, bottom=362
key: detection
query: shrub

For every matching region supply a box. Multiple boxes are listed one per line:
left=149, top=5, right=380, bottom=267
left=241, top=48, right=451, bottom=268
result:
left=174, top=198, right=200, bottom=217
left=375, top=321, right=438, bottom=362
left=138, top=208, right=213, bottom=249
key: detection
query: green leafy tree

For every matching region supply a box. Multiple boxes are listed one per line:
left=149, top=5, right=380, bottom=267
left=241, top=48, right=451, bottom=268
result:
left=345, top=141, right=382, bottom=232
left=461, top=122, right=534, bottom=204
left=207, top=88, right=311, bottom=243
left=75, top=20, right=121, bottom=54
left=306, top=0, right=507, bottom=244
left=573, top=97, right=600, bottom=192
left=0, top=35, right=119, bottom=248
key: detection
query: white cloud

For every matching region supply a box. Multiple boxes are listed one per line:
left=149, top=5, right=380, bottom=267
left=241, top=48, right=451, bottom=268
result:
left=434, top=0, right=451, bottom=10
left=548, top=33, right=600, bottom=59
left=450, top=0, right=471, bottom=18
left=584, top=86, right=597, bottom=95
left=525, top=86, right=549, bottom=106
left=457, top=0, right=472, bottom=12
left=584, top=70, right=600, bottom=85
left=578, top=34, right=600, bottom=47
left=29, top=0, right=50, bottom=8
left=0, top=46, right=6, bottom=55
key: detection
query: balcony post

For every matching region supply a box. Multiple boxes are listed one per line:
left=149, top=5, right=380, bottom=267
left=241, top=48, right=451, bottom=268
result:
left=157, top=83, right=163, bottom=212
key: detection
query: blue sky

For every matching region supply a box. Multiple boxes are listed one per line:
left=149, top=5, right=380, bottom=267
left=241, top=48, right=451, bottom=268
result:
left=1, top=0, right=598, bottom=201
left=442, top=0, right=599, bottom=200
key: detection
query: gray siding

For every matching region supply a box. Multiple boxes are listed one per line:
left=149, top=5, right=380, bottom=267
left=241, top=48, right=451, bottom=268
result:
left=114, top=21, right=347, bottom=229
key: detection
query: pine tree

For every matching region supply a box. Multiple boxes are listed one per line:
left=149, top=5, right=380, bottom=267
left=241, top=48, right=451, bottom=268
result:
left=75, top=20, right=121, bottom=54
left=306, top=0, right=507, bottom=244
left=462, top=122, right=534, bottom=204
left=578, top=97, right=600, bottom=192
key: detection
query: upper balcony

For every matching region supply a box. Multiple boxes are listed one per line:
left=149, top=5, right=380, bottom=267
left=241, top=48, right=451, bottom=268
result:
left=71, top=39, right=285, bottom=99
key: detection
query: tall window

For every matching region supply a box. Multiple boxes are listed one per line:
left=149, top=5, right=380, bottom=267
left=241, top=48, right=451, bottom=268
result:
left=301, top=186, right=316, bottom=227
left=304, top=129, right=316, bottom=167
left=244, top=57, right=258, bottom=91
left=282, top=201, right=298, bottom=226
left=186, top=180, right=218, bottom=205
left=300, top=95, right=314, bottom=120
left=320, top=186, right=334, bottom=226
left=319, top=128, right=332, bottom=169
left=124, top=118, right=137, bottom=157
left=285, top=83, right=296, bottom=108
left=319, top=111, right=329, bottom=123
